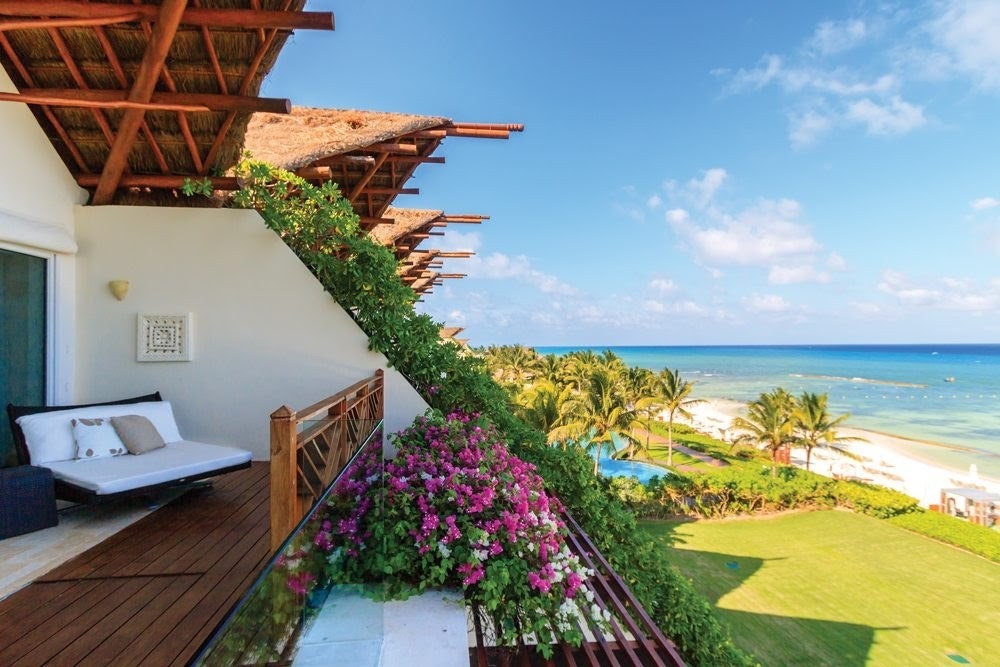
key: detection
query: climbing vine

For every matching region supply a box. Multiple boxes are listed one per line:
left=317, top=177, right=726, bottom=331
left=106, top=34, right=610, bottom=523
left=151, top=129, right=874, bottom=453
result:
left=227, top=159, right=512, bottom=423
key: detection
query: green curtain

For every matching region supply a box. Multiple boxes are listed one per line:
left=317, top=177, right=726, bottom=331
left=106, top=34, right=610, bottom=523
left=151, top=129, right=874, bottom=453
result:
left=0, top=248, right=47, bottom=467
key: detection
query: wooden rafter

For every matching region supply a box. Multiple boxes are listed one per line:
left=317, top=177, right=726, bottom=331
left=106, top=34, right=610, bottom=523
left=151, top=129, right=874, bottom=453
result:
left=91, top=0, right=188, bottom=205
left=0, top=2, right=334, bottom=31
left=0, top=90, right=290, bottom=114
left=202, top=0, right=299, bottom=172
left=348, top=153, right=388, bottom=202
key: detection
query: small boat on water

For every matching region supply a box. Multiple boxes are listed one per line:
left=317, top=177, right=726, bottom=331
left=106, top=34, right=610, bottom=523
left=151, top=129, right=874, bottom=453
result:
left=944, top=377, right=956, bottom=383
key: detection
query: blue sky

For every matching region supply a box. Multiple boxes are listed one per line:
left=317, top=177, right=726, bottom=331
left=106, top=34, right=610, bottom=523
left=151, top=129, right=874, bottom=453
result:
left=267, top=1, right=1000, bottom=346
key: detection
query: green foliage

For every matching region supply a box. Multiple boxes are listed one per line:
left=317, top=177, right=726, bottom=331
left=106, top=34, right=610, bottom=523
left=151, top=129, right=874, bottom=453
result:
left=181, top=176, right=213, bottom=197
left=830, top=479, right=920, bottom=518
left=639, top=466, right=919, bottom=520
left=228, top=159, right=512, bottom=423
left=888, top=510, right=1000, bottom=562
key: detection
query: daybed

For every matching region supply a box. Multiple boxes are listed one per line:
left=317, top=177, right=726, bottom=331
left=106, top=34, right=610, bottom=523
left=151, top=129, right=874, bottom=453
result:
left=6, top=393, right=252, bottom=504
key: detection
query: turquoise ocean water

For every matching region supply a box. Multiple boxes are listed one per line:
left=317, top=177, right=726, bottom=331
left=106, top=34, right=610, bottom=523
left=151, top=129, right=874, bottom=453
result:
left=537, top=345, right=1000, bottom=479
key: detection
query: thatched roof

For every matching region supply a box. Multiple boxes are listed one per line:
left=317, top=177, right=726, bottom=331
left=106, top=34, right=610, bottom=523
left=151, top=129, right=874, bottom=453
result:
left=439, top=326, right=465, bottom=340
left=371, top=207, right=442, bottom=247
left=242, top=108, right=523, bottom=222
left=0, top=1, right=331, bottom=204
left=243, top=107, right=447, bottom=171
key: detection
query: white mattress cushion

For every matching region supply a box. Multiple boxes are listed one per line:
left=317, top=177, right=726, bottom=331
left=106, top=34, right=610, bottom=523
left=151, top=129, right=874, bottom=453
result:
left=44, top=440, right=252, bottom=495
left=17, top=401, right=183, bottom=465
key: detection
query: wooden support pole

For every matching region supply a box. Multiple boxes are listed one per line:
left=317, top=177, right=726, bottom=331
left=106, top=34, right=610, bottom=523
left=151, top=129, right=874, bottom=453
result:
left=0, top=2, right=335, bottom=30
left=348, top=152, right=388, bottom=202
left=269, top=405, right=297, bottom=553
left=91, top=0, right=188, bottom=205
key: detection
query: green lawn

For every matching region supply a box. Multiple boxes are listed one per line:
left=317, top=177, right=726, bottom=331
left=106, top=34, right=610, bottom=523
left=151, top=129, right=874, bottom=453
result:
left=642, top=511, right=1000, bottom=666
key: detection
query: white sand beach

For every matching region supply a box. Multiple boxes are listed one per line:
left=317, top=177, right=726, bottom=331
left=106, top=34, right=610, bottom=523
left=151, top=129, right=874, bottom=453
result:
left=674, top=398, right=1000, bottom=507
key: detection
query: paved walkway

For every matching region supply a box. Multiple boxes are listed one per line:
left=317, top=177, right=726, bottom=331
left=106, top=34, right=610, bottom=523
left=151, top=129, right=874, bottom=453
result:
left=634, top=428, right=730, bottom=469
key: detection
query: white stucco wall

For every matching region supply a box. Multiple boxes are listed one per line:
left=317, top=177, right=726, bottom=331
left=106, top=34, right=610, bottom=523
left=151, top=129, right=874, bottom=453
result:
left=73, top=205, right=428, bottom=459
left=0, top=65, right=87, bottom=251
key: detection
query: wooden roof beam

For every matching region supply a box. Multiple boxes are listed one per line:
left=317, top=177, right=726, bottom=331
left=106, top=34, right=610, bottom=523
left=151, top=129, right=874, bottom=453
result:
left=362, top=142, right=418, bottom=155
left=441, top=214, right=489, bottom=223
left=365, top=186, right=418, bottom=196
left=91, top=0, right=188, bottom=205
left=0, top=90, right=291, bottom=114
left=76, top=174, right=240, bottom=190
left=359, top=216, right=394, bottom=228
left=0, top=2, right=335, bottom=31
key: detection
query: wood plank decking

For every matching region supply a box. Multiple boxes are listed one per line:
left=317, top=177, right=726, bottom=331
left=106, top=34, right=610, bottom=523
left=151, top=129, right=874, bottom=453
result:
left=0, top=463, right=270, bottom=667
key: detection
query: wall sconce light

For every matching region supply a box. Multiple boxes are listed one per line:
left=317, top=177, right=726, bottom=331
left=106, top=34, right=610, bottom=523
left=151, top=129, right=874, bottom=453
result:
left=108, top=280, right=130, bottom=301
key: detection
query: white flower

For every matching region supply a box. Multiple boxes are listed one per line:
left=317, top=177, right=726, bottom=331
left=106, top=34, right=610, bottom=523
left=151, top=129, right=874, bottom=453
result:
left=437, top=542, right=452, bottom=558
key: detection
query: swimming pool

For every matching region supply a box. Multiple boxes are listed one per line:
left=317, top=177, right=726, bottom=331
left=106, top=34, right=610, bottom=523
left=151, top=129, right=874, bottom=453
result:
left=597, top=455, right=670, bottom=484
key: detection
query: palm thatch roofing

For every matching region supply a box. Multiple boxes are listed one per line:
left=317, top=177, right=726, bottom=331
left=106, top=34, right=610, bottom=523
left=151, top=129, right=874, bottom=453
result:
left=0, top=1, right=332, bottom=204
left=242, top=107, right=522, bottom=223
left=243, top=107, right=447, bottom=171
left=371, top=206, right=443, bottom=248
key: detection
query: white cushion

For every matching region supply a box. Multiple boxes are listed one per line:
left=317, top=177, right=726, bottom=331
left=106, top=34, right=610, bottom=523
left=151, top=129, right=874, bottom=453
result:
left=16, top=401, right=184, bottom=465
left=71, top=418, right=127, bottom=460
left=44, top=440, right=252, bottom=495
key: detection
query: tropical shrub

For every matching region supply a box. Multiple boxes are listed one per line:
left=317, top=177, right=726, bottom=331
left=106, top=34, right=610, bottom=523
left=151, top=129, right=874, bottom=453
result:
left=889, top=511, right=1000, bottom=562
left=830, top=479, right=920, bottom=518
left=318, top=411, right=608, bottom=658
left=634, top=467, right=919, bottom=520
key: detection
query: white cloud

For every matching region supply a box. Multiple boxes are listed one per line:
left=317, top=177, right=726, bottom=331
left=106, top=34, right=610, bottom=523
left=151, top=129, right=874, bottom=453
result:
left=643, top=298, right=708, bottom=316
left=742, top=293, right=792, bottom=314
left=670, top=197, right=819, bottom=267
left=852, top=301, right=884, bottom=316
left=971, top=196, right=1000, bottom=211
left=768, top=264, right=831, bottom=285
left=826, top=252, right=848, bottom=270
left=666, top=208, right=689, bottom=224
left=468, top=253, right=577, bottom=295
left=845, top=96, right=926, bottom=135
left=789, top=109, right=835, bottom=148
left=931, top=0, right=1000, bottom=89
left=687, top=168, right=728, bottom=207
left=808, top=19, right=869, bottom=56
left=647, top=194, right=663, bottom=209
left=447, top=309, right=466, bottom=324
left=877, top=270, right=1000, bottom=311
left=649, top=278, right=678, bottom=293
left=435, top=230, right=481, bottom=253
left=662, top=170, right=845, bottom=285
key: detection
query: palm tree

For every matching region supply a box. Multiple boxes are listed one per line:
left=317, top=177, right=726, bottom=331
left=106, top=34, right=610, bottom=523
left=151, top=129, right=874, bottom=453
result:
left=793, top=392, right=864, bottom=471
left=624, top=366, right=659, bottom=460
left=731, top=387, right=795, bottom=477
left=654, top=368, right=704, bottom=467
left=550, top=367, right=642, bottom=475
left=516, top=380, right=570, bottom=441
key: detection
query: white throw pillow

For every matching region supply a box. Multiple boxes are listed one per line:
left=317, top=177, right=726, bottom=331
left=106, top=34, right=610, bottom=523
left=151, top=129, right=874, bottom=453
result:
left=17, top=401, right=183, bottom=465
left=72, top=417, right=128, bottom=460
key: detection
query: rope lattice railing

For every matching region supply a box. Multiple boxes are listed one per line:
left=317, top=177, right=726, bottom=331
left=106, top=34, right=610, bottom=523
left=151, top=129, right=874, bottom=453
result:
left=268, top=370, right=383, bottom=551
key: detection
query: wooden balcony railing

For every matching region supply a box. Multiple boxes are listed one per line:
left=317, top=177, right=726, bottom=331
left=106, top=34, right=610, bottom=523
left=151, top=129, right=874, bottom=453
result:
left=269, top=370, right=384, bottom=551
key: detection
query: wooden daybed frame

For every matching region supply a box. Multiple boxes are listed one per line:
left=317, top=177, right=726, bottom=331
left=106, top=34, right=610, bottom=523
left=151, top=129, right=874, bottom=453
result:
left=6, top=393, right=251, bottom=505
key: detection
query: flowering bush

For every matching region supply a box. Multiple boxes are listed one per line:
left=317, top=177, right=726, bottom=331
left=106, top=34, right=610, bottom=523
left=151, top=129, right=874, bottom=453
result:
left=317, top=411, right=608, bottom=657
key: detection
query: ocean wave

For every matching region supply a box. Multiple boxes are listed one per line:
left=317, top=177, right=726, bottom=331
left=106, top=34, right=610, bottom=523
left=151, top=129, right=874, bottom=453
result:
left=791, top=373, right=927, bottom=389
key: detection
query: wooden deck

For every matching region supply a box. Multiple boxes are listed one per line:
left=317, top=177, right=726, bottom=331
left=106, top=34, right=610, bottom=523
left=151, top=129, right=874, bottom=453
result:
left=0, top=463, right=270, bottom=667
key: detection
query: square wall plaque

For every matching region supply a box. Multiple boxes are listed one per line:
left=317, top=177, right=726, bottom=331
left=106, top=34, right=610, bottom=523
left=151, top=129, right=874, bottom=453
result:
left=137, top=313, right=193, bottom=362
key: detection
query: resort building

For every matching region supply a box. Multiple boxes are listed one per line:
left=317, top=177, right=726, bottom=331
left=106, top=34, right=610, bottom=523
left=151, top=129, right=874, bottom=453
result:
left=0, top=3, right=683, bottom=665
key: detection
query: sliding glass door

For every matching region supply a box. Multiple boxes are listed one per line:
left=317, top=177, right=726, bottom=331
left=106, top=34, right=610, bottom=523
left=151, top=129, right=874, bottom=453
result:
left=0, top=248, right=47, bottom=467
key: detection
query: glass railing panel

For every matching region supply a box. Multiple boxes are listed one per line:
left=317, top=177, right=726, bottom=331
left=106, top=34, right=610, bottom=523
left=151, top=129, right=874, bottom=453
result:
left=193, top=419, right=384, bottom=666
